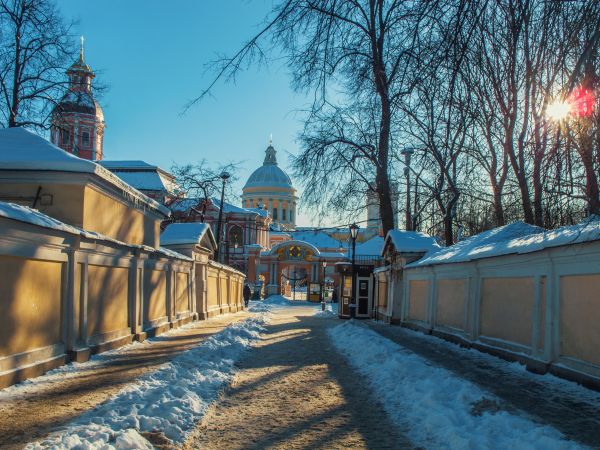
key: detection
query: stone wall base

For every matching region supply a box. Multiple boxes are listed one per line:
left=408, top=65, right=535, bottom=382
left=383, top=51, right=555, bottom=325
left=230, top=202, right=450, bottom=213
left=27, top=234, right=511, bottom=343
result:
left=0, top=354, right=66, bottom=389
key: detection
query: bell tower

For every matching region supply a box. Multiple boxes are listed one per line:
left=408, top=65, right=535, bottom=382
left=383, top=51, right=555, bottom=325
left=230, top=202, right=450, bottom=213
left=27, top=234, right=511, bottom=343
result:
left=51, top=37, right=105, bottom=160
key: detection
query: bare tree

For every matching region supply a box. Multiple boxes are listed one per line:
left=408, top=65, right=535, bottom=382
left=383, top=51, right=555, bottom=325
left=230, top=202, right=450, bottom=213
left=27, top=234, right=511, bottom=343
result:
left=193, top=0, right=431, bottom=236
left=170, top=160, right=240, bottom=222
left=0, top=0, right=76, bottom=129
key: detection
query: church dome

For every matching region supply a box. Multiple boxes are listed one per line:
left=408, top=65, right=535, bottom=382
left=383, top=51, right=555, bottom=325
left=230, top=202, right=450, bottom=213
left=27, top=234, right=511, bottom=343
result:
left=243, top=144, right=293, bottom=190
left=53, top=91, right=104, bottom=121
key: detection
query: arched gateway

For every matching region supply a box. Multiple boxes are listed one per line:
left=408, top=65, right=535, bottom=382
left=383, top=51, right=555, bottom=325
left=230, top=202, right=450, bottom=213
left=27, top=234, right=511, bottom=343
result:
left=260, top=240, right=342, bottom=299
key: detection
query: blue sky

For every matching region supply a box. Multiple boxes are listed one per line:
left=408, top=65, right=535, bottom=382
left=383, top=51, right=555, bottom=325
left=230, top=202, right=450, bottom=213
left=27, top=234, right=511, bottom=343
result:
left=58, top=0, right=324, bottom=226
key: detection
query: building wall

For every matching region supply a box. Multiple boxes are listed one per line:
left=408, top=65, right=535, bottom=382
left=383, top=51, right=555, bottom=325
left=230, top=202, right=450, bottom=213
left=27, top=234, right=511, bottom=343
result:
left=393, top=241, right=600, bottom=387
left=83, top=186, right=159, bottom=247
left=87, top=265, right=129, bottom=339
left=0, top=182, right=85, bottom=227
left=144, top=269, right=167, bottom=323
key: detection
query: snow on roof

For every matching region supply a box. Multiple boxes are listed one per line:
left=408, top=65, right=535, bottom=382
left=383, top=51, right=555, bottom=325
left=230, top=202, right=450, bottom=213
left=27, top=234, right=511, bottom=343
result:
left=99, top=160, right=157, bottom=169
left=100, top=160, right=180, bottom=195
left=0, top=201, right=82, bottom=235
left=170, top=198, right=200, bottom=212
left=289, top=230, right=343, bottom=249
left=408, top=221, right=545, bottom=267
left=384, top=230, right=442, bottom=256
left=0, top=201, right=192, bottom=260
left=160, top=222, right=216, bottom=250
left=354, top=236, right=385, bottom=256
left=211, top=198, right=269, bottom=217
left=0, top=128, right=170, bottom=217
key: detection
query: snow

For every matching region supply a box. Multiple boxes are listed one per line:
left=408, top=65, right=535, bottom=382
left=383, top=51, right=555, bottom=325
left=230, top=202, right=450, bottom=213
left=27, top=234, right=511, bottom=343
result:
left=354, top=236, right=385, bottom=256
left=211, top=198, right=269, bottom=217
left=329, top=321, right=584, bottom=449
left=0, top=128, right=170, bottom=216
left=411, top=218, right=600, bottom=267
left=25, top=311, right=272, bottom=449
left=384, top=229, right=442, bottom=257
left=289, top=230, right=343, bottom=249
left=100, top=161, right=181, bottom=195
left=160, top=222, right=214, bottom=247
left=0, top=201, right=82, bottom=235
left=0, top=201, right=193, bottom=261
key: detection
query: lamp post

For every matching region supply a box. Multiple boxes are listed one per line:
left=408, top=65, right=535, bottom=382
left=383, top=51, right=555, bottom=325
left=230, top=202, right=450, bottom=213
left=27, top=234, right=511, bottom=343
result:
left=349, top=222, right=359, bottom=319
left=401, top=148, right=414, bottom=231
left=320, top=260, right=327, bottom=304
left=215, top=171, right=230, bottom=262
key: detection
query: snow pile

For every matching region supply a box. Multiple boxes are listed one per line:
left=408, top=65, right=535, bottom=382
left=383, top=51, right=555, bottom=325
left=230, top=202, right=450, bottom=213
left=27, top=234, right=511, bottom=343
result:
left=26, top=314, right=270, bottom=449
left=409, top=222, right=543, bottom=267
left=314, top=302, right=339, bottom=318
left=329, top=322, right=582, bottom=449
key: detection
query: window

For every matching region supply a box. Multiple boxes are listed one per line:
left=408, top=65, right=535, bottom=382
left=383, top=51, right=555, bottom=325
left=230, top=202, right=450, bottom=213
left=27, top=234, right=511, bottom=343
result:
left=81, top=131, right=90, bottom=148
left=272, top=208, right=278, bottom=220
left=282, top=209, right=287, bottom=221
left=61, top=129, right=70, bottom=146
left=290, top=209, right=294, bottom=222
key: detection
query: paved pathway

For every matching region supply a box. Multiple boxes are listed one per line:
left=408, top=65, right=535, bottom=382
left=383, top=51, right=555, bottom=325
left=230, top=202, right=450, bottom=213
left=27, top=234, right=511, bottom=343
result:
left=367, top=321, right=600, bottom=449
left=184, top=306, right=412, bottom=449
left=0, top=311, right=251, bottom=450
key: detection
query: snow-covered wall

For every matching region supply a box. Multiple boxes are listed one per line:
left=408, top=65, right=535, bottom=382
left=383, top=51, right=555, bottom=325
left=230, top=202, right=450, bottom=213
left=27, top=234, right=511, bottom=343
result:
left=387, top=219, right=600, bottom=388
left=0, top=205, right=245, bottom=389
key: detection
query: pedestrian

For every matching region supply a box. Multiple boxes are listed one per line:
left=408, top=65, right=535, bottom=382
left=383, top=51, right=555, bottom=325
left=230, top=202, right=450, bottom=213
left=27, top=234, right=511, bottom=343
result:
left=243, top=283, right=251, bottom=307
left=331, top=286, right=338, bottom=303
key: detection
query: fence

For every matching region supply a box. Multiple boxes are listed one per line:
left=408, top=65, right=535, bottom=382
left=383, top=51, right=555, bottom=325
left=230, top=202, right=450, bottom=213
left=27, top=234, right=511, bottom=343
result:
left=0, top=210, right=244, bottom=388
left=397, top=238, right=600, bottom=388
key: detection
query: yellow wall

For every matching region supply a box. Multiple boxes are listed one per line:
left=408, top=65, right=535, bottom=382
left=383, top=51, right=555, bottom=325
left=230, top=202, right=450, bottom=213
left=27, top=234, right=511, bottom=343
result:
left=0, top=257, right=63, bottom=357
left=176, top=272, right=190, bottom=313
left=83, top=186, right=158, bottom=247
left=436, top=278, right=467, bottom=330
left=207, top=272, right=219, bottom=308
left=560, top=274, right=600, bottom=365
left=0, top=183, right=85, bottom=228
left=408, top=279, right=429, bottom=321
left=144, top=269, right=167, bottom=321
left=480, top=277, right=534, bottom=346
left=87, top=265, right=129, bottom=337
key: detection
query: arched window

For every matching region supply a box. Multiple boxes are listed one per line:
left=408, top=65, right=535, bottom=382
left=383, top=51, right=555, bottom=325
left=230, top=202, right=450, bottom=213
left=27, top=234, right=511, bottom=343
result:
left=272, top=208, right=278, bottom=220
left=228, top=225, right=243, bottom=248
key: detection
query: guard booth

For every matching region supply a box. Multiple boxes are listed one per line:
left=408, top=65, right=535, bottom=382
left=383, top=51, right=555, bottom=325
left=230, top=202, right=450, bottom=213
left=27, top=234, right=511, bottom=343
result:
left=335, top=262, right=375, bottom=319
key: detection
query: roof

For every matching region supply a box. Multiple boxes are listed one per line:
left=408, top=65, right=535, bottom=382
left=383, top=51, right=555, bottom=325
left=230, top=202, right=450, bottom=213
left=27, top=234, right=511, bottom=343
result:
left=243, top=144, right=294, bottom=190
left=160, top=222, right=217, bottom=251
left=0, top=128, right=169, bottom=217
left=289, top=230, right=343, bottom=249
left=408, top=221, right=545, bottom=268
left=53, top=90, right=103, bottom=121
left=354, top=236, right=385, bottom=256
left=383, top=230, right=442, bottom=257
left=100, top=160, right=180, bottom=194
left=211, top=198, right=269, bottom=217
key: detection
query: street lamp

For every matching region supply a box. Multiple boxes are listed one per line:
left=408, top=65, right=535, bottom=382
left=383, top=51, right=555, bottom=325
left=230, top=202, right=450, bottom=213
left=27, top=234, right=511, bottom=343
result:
left=349, top=222, right=359, bottom=319
left=320, top=260, right=327, bottom=303
left=215, top=171, right=230, bottom=262
left=401, top=147, right=415, bottom=231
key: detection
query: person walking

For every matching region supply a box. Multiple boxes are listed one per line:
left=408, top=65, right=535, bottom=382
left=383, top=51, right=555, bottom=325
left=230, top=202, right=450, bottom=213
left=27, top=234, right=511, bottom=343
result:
left=243, top=283, right=252, bottom=307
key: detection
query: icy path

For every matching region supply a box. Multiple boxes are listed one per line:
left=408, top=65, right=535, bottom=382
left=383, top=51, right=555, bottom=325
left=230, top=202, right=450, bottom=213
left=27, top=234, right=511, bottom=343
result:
left=330, top=321, right=586, bottom=450
left=21, top=306, right=270, bottom=449
left=184, top=302, right=410, bottom=449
